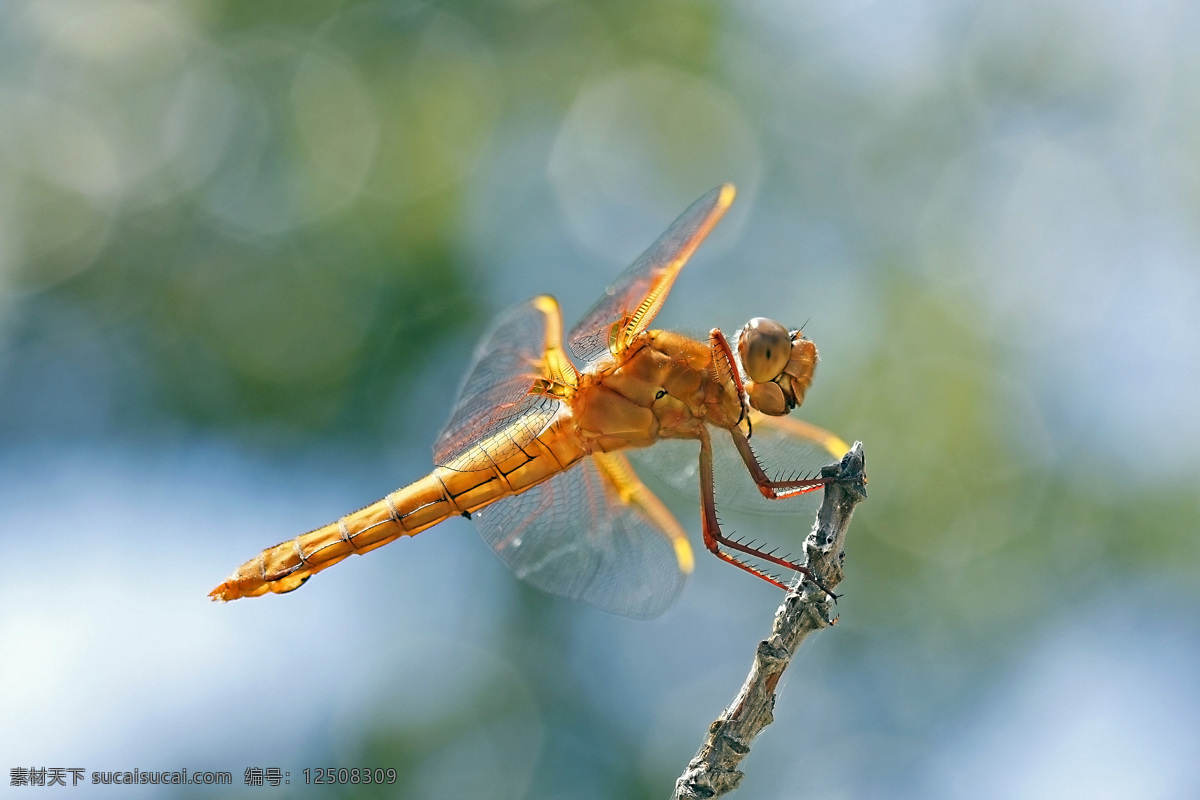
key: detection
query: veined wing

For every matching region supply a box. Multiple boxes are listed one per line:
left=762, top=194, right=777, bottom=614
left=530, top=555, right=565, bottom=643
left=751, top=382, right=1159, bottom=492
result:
left=435, top=296, right=579, bottom=472
left=568, top=185, right=736, bottom=363
left=631, top=412, right=849, bottom=516
left=473, top=452, right=693, bottom=618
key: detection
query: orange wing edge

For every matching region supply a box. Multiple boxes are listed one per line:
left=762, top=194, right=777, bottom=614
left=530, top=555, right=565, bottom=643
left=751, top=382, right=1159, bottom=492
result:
left=613, top=183, right=737, bottom=356
left=749, top=410, right=851, bottom=460
left=593, top=451, right=695, bottom=574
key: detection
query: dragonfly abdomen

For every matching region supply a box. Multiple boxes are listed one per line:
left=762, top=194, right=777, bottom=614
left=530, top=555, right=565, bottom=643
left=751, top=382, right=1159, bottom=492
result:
left=210, top=418, right=589, bottom=602
left=208, top=473, right=455, bottom=601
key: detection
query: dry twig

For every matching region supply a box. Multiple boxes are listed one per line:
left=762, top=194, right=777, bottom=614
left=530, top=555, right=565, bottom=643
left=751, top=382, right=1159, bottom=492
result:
left=672, top=442, right=867, bottom=799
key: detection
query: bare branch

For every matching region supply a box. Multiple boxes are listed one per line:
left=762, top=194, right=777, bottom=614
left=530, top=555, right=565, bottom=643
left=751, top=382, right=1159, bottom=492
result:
left=672, top=442, right=867, bottom=799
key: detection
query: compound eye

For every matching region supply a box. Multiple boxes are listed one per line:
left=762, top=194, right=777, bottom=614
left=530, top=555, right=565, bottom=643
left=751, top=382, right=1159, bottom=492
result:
left=738, top=318, right=791, bottom=383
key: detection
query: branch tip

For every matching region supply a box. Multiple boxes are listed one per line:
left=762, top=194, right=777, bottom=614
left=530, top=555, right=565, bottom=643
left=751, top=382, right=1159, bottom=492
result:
left=671, top=442, right=867, bottom=800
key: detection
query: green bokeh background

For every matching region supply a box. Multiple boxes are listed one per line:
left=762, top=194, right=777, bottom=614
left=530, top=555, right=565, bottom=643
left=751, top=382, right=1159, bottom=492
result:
left=2, top=1, right=1198, bottom=798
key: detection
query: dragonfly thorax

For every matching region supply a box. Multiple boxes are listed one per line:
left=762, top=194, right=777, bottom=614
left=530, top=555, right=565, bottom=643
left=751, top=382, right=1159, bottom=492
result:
left=572, top=329, right=742, bottom=453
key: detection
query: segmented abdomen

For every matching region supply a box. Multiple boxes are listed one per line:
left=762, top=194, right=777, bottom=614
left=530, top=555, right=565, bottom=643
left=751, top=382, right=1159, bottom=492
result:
left=209, top=417, right=586, bottom=601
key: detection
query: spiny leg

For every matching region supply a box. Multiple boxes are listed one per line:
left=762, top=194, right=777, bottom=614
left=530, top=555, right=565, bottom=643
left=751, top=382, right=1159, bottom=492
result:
left=696, top=428, right=834, bottom=597
left=728, top=424, right=830, bottom=500
left=710, top=327, right=837, bottom=500
left=708, top=328, right=749, bottom=426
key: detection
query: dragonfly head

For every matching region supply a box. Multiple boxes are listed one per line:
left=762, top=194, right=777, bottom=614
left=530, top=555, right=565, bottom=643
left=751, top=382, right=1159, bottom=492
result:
left=737, top=317, right=817, bottom=416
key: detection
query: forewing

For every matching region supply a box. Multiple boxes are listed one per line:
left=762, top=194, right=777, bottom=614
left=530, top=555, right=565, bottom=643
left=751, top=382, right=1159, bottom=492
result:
left=630, top=412, right=849, bottom=516
left=472, top=455, right=689, bottom=619
left=434, top=297, right=573, bottom=471
left=568, top=185, right=736, bottom=362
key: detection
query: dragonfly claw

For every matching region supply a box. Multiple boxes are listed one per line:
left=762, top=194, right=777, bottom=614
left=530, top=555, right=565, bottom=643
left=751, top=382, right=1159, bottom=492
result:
left=805, top=575, right=838, bottom=603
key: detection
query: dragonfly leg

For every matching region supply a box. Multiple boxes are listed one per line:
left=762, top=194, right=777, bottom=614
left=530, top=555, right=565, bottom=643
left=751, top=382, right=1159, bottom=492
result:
left=728, top=424, right=830, bottom=500
left=709, top=328, right=749, bottom=426
left=697, top=428, right=835, bottom=598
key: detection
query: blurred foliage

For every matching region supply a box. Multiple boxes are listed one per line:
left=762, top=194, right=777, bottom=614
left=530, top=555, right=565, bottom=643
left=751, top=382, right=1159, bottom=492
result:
left=0, top=0, right=741, bottom=442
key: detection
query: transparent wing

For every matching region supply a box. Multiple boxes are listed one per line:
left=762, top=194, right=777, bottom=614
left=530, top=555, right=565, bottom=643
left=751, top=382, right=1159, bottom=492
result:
left=568, top=184, right=736, bottom=362
left=473, top=452, right=691, bottom=619
left=435, top=296, right=578, bottom=471
left=630, top=412, right=850, bottom=516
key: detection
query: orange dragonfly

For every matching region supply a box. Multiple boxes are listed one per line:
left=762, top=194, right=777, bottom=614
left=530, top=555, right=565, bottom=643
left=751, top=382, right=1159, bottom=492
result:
left=210, top=185, right=849, bottom=617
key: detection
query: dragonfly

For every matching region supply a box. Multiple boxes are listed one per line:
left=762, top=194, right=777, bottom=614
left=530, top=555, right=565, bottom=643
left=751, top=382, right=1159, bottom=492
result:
left=210, top=184, right=849, bottom=617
